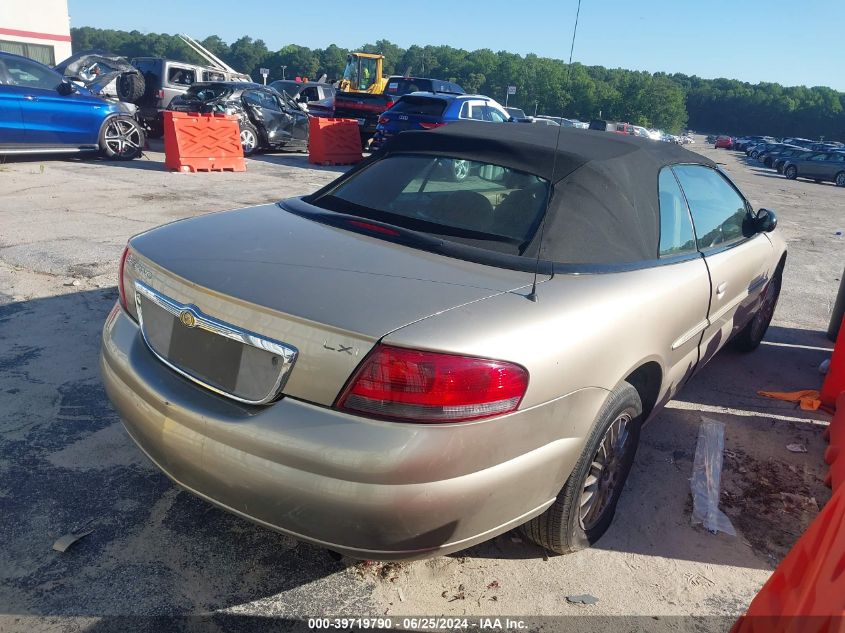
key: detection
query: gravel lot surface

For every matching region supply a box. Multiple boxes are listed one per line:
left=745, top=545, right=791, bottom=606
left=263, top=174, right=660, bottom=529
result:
left=0, top=137, right=842, bottom=632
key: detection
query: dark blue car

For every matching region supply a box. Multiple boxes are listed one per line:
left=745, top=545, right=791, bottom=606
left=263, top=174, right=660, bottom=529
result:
left=0, top=51, right=144, bottom=160
left=371, top=92, right=512, bottom=152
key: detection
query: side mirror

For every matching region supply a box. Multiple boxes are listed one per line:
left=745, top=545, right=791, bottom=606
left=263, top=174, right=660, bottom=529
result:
left=755, top=208, right=777, bottom=233
left=57, top=81, right=76, bottom=96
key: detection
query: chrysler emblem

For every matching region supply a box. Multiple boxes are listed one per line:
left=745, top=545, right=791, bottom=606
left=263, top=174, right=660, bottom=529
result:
left=179, top=310, right=197, bottom=328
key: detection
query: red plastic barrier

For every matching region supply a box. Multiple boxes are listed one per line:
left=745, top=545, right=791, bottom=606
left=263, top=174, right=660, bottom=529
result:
left=308, top=117, right=363, bottom=166
left=821, top=315, right=845, bottom=410
left=731, top=486, right=845, bottom=632
left=825, top=392, right=845, bottom=491
left=163, top=111, right=245, bottom=172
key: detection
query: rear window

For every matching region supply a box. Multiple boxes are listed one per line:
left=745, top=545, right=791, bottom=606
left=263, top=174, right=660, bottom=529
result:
left=385, top=79, right=433, bottom=96
left=311, top=154, right=550, bottom=253
left=389, top=96, right=448, bottom=117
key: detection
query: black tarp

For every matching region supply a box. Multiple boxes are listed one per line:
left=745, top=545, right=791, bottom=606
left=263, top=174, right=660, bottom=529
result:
left=381, top=122, right=716, bottom=265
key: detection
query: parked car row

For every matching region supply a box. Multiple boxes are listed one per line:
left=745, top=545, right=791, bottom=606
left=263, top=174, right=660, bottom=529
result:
left=714, top=133, right=845, bottom=187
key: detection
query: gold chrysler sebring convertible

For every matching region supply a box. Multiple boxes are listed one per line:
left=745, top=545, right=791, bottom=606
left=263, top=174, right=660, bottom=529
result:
left=101, top=123, right=785, bottom=559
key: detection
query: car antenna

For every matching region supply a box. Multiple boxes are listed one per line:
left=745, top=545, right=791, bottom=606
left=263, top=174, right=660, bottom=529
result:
left=527, top=0, right=582, bottom=303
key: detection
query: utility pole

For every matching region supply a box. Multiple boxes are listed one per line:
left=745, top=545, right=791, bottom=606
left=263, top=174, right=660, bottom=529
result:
left=534, top=101, right=538, bottom=116
left=281, top=65, right=287, bottom=80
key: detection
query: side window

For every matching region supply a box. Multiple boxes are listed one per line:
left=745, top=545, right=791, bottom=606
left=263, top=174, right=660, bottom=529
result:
left=459, top=101, right=470, bottom=119
left=673, top=165, right=750, bottom=251
left=469, top=103, right=485, bottom=121
left=486, top=106, right=508, bottom=123
left=5, top=57, right=60, bottom=90
left=243, top=90, right=262, bottom=107
left=810, top=153, right=830, bottom=161
left=658, top=168, right=697, bottom=257
left=168, top=66, right=195, bottom=86
left=261, top=92, right=281, bottom=111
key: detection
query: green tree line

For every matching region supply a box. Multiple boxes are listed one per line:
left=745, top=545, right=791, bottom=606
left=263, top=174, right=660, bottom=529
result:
left=71, top=27, right=844, bottom=139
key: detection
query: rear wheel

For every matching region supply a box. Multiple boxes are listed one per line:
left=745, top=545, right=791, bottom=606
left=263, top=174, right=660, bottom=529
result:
left=522, top=382, right=642, bottom=554
left=99, top=116, right=144, bottom=160
left=836, top=172, right=845, bottom=187
left=240, top=123, right=259, bottom=156
left=784, top=165, right=798, bottom=180
left=734, top=271, right=782, bottom=352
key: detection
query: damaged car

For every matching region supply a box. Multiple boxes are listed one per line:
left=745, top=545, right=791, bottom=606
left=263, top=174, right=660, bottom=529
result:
left=168, top=82, right=309, bottom=156
left=55, top=50, right=146, bottom=106
left=0, top=51, right=144, bottom=160
left=101, top=123, right=786, bottom=560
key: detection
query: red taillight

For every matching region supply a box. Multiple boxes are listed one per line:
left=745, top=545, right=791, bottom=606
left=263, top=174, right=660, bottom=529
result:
left=419, top=122, right=446, bottom=130
left=157, top=89, right=165, bottom=99
left=118, top=246, right=129, bottom=311
left=336, top=344, right=528, bottom=423
left=378, top=116, right=390, bottom=125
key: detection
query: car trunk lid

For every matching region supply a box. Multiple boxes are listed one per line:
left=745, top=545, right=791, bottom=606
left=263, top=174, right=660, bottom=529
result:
left=126, top=203, right=532, bottom=406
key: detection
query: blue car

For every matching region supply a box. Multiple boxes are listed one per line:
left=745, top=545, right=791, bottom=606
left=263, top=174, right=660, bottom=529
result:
left=0, top=51, right=144, bottom=160
left=371, top=92, right=512, bottom=153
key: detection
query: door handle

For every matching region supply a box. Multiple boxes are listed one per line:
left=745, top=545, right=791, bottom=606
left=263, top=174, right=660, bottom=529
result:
left=716, top=282, right=728, bottom=296
left=24, top=95, right=38, bottom=101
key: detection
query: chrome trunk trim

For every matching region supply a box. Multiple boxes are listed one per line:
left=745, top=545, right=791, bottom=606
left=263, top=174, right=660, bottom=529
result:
left=134, top=281, right=298, bottom=405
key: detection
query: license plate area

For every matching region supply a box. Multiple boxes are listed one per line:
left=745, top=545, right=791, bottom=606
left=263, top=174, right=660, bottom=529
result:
left=135, top=281, right=298, bottom=404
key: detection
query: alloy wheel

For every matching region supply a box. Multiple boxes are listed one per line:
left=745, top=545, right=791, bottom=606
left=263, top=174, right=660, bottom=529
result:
left=579, top=412, right=633, bottom=531
left=241, top=129, right=257, bottom=153
left=837, top=172, right=845, bottom=187
left=104, top=119, right=142, bottom=158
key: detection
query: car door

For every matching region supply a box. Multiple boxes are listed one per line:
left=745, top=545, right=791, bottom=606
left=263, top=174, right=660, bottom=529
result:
left=673, top=164, right=775, bottom=368
left=804, top=153, right=830, bottom=179
left=0, top=57, right=26, bottom=143
left=278, top=92, right=309, bottom=143
left=243, top=89, right=292, bottom=144
left=5, top=55, right=105, bottom=146
left=656, top=167, right=712, bottom=393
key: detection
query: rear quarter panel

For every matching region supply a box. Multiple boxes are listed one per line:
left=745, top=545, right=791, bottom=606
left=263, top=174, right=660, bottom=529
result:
left=385, top=258, right=714, bottom=439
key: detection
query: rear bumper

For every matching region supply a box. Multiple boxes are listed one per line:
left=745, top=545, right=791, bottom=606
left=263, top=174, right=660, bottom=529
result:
left=101, top=304, right=604, bottom=559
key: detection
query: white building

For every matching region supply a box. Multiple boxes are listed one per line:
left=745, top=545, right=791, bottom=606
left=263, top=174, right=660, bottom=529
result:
left=0, top=0, right=72, bottom=66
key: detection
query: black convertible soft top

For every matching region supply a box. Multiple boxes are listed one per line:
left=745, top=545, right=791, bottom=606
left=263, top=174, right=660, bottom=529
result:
left=382, top=122, right=717, bottom=266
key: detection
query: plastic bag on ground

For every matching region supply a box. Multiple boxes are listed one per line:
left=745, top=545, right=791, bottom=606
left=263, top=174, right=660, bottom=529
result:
left=690, top=417, right=736, bottom=536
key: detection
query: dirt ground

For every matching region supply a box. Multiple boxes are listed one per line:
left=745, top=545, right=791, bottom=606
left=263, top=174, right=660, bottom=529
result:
left=0, top=137, right=842, bottom=632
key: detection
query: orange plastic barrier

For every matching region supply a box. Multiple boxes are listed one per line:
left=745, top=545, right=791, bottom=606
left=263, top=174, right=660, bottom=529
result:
left=825, top=392, right=845, bottom=491
left=731, top=486, right=845, bottom=633
left=163, top=111, right=245, bottom=172
left=308, top=117, right=363, bottom=166
left=821, top=315, right=845, bottom=411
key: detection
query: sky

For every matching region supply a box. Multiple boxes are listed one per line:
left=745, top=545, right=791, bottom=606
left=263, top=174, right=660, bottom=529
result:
left=66, top=0, right=845, bottom=91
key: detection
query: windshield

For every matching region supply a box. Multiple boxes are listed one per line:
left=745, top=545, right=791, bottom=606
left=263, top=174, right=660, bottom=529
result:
left=311, top=155, right=549, bottom=254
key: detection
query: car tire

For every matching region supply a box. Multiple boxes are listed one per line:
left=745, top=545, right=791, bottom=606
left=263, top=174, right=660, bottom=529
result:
left=836, top=172, right=845, bottom=187
left=751, top=151, right=759, bottom=159
left=116, top=72, right=145, bottom=103
left=521, top=381, right=642, bottom=555
left=240, top=123, right=260, bottom=156
left=784, top=165, right=798, bottom=180
left=99, top=116, right=144, bottom=161
left=733, top=270, right=782, bottom=352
